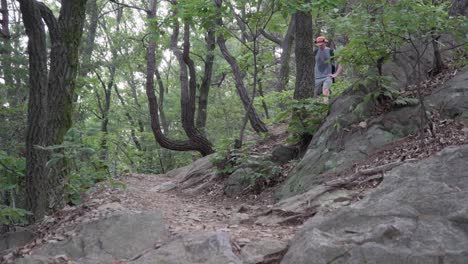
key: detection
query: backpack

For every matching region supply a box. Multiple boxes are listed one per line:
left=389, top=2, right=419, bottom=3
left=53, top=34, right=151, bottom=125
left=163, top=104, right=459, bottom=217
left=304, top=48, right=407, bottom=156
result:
left=314, top=48, right=336, bottom=83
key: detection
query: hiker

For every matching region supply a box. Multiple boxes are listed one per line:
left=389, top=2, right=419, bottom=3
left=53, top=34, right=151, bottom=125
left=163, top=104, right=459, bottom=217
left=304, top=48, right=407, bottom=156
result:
left=314, top=36, right=343, bottom=104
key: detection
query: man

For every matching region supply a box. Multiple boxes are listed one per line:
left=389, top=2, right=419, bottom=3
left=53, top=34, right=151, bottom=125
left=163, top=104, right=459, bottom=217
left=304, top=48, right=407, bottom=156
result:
left=314, top=36, right=343, bottom=104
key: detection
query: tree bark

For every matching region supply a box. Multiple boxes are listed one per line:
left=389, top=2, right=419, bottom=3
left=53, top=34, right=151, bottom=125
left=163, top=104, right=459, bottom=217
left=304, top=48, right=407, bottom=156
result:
left=79, top=0, right=99, bottom=77
left=214, top=0, right=268, bottom=134
left=195, top=27, right=216, bottom=133
left=276, top=14, right=296, bottom=92
left=293, top=7, right=314, bottom=100
left=0, top=0, right=9, bottom=39
left=0, top=0, right=15, bottom=106
left=449, top=0, right=467, bottom=16
left=179, top=21, right=214, bottom=155
left=291, top=1, right=315, bottom=154
left=154, top=68, right=169, bottom=133
left=19, top=0, right=88, bottom=221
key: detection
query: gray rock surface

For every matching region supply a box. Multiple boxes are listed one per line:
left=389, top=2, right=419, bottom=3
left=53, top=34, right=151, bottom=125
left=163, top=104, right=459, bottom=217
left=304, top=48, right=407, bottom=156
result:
left=132, top=232, right=242, bottom=264
left=21, top=211, right=169, bottom=264
left=0, top=227, right=35, bottom=252
left=178, top=155, right=217, bottom=192
left=165, top=164, right=191, bottom=179
left=281, top=145, right=468, bottom=264
left=241, top=239, right=288, bottom=264
left=224, top=168, right=254, bottom=198
left=150, top=181, right=177, bottom=193
left=271, top=145, right=298, bottom=165
left=280, top=67, right=468, bottom=198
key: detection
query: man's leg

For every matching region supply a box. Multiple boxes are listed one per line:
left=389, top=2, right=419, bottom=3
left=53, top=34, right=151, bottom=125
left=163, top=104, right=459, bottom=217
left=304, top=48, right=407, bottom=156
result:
left=314, top=78, right=326, bottom=97
left=322, top=77, right=333, bottom=104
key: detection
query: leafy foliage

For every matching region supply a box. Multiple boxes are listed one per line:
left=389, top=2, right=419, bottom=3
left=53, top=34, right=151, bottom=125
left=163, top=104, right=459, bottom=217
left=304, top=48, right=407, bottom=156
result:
left=0, top=206, right=31, bottom=225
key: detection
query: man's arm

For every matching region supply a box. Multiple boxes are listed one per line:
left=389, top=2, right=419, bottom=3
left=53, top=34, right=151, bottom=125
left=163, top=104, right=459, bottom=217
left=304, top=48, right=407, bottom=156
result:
left=329, top=64, right=343, bottom=78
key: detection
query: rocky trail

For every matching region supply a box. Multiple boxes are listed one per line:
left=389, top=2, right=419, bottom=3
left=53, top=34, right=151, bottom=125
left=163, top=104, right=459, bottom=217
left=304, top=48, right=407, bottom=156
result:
left=89, top=173, right=298, bottom=244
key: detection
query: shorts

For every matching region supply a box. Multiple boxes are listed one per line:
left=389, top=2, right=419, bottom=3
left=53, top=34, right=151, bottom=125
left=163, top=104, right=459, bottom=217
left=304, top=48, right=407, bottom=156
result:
left=314, top=77, right=332, bottom=96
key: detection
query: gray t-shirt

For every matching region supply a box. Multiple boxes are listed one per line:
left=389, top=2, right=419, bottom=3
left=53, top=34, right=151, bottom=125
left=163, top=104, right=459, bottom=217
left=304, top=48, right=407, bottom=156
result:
left=315, top=47, right=332, bottom=79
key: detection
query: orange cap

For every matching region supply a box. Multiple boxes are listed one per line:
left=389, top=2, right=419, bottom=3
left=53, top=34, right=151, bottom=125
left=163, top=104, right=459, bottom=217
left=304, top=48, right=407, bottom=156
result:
left=314, top=36, right=328, bottom=44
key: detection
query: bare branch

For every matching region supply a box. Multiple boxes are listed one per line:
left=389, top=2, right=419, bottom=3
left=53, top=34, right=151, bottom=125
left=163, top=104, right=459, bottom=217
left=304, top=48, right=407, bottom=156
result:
left=109, top=0, right=148, bottom=13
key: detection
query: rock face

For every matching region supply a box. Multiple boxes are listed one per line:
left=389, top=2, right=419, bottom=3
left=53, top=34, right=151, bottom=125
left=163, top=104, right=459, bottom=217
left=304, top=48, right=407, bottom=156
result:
left=177, top=155, right=217, bottom=193
left=18, top=212, right=169, bottom=264
left=0, top=228, right=35, bottom=252
left=132, top=232, right=242, bottom=264
left=281, top=145, right=468, bottom=264
left=280, top=66, right=468, bottom=198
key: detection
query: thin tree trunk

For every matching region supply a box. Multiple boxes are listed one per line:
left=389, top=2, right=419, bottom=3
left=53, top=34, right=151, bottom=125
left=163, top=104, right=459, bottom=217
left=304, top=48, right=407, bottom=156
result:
left=114, top=86, right=142, bottom=151
left=95, top=68, right=114, bottom=161
left=214, top=0, right=268, bottom=134
left=0, top=0, right=16, bottom=106
left=128, top=76, right=145, bottom=133
left=196, top=27, right=216, bottom=133
left=276, top=14, right=296, bottom=92
left=0, top=0, right=9, bottom=39
left=79, top=0, right=99, bottom=77
left=154, top=68, right=169, bottom=133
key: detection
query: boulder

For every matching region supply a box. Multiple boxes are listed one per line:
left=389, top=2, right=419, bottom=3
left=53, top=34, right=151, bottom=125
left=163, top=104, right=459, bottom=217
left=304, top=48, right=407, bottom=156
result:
left=271, top=145, right=299, bottom=165
left=17, top=211, right=169, bottom=264
left=280, top=66, right=468, bottom=198
left=281, top=145, right=468, bottom=264
left=224, top=168, right=254, bottom=198
left=178, top=155, right=217, bottom=192
left=132, top=232, right=242, bottom=264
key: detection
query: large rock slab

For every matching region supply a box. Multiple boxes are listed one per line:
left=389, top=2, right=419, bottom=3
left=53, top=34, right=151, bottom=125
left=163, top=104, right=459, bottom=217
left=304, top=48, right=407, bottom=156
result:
left=16, top=211, right=169, bottom=264
left=281, top=145, right=468, bottom=264
left=132, top=232, right=241, bottom=264
left=280, top=67, right=468, bottom=198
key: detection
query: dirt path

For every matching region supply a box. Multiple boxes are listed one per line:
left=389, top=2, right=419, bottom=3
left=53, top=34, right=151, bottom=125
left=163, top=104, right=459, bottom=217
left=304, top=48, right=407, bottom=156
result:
left=86, top=173, right=298, bottom=245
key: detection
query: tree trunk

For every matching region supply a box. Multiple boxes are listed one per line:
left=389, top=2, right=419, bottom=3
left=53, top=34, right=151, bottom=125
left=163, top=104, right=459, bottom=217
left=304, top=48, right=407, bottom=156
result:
left=95, top=68, right=114, bottom=161
left=128, top=76, right=145, bottom=133
left=154, top=68, right=169, bottom=133
left=19, top=0, right=88, bottom=221
left=0, top=0, right=15, bottom=106
left=0, top=0, right=9, bottom=39
left=145, top=0, right=212, bottom=156
left=179, top=21, right=214, bottom=155
left=79, top=0, right=99, bottom=77
left=292, top=1, right=315, bottom=155
left=196, top=27, right=216, bottom=133
left=293, top=6, right=314, bottom=100
left=449, top=0, right=467, bottom=16
left=114, top=85, right=142, bottom=151
left=214, top=0, right=268, bottom=134
left=276, top=14, right=295, bottom=92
